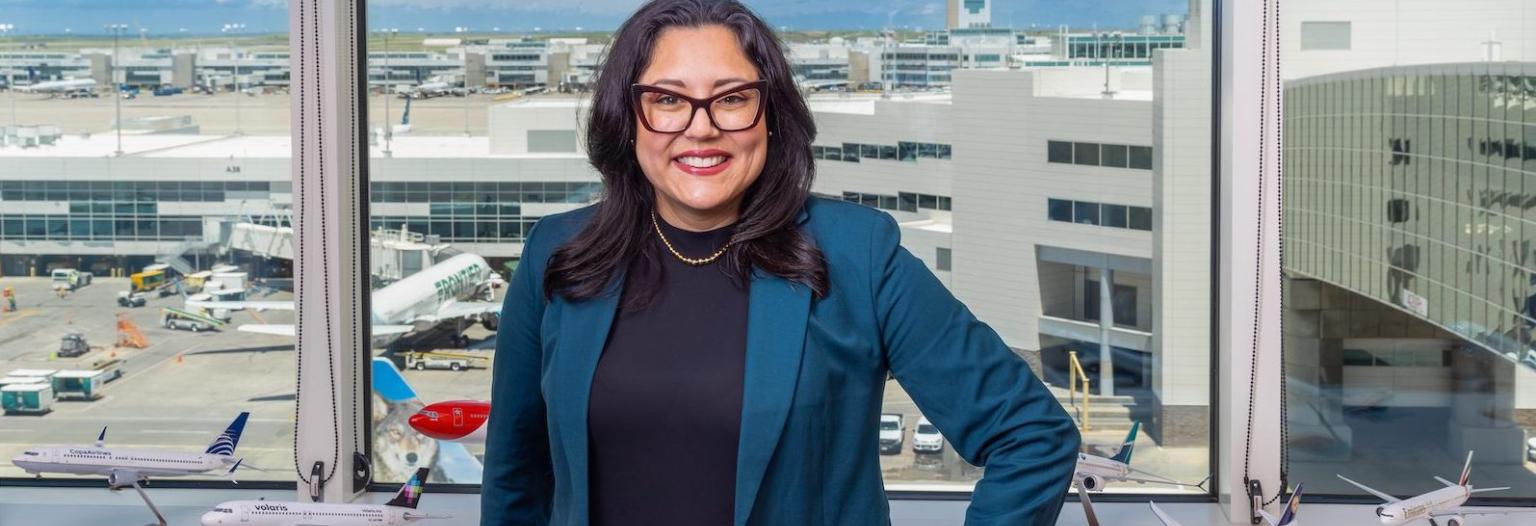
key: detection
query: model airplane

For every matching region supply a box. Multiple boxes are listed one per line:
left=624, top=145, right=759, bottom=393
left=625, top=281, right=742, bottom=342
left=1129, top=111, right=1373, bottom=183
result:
left=1338, top=451, right=1536, bottom=526
left=190, top=253, right=502, bottom=347
left=371, top=357, right=484, bottom=483
left=409, top=399, right=490, bottom=444
left=11, top=412, right=250, bottom=487
left=200, top=467, right=449, bottom=526
left=1150, top=484, right=1303, bottom=526
left=11, top=412, right=250, bottom=526
left=1071, top=421, right=1208, bottom=526
left=1074, top=422, right=1208, bottom=492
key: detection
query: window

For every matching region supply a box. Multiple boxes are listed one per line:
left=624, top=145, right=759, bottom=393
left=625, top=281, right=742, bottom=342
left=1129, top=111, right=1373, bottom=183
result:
left=1283, top=6, right=1536, bottom=505
left=1048, top=140, right=1073, bottom=163
left=1073, top=142, right=1101, bottom=166
left=338, top=0, right=1219, bottom=503
left=1128, top=145, right=1154, bottom=169
left=1101, top=144, right=1129, bottom=168
left=0, top=3, right=295, bottom=483
left=1299, top=21, right=1351, bottom=51
left=1102, top=204, right=1129, bottom=228
left=1048, top=198, right=1074, bottom=222
left=1073, top=201, right=1101, bottom=225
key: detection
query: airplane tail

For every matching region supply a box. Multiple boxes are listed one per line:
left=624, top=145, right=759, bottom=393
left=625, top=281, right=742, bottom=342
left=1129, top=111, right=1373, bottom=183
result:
left=204, top=412, right=250, bottom=456
left=386, top=468, right=430, bottom=509
left=1274, top=484, right=1303, bottom=526
left=1109, top=421, right=1140, bottom=464
left=372, top=357, right=419, bottom=403
left=1457, top=450, right=1474, bottom=486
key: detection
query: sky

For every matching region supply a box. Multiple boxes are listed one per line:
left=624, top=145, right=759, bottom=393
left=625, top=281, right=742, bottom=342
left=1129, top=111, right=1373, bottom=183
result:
left=0, top=0, right=1189, bottom=35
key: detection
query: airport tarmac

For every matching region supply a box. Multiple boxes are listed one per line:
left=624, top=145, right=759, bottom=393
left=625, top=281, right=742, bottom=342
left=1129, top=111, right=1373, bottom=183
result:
left=2, top=88, right=530, bottom=137
left=0, top=274, right=1210, bottom=492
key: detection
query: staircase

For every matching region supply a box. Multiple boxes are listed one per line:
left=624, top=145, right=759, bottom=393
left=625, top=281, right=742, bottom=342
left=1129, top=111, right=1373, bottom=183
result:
left=1048, top=384, right=1138, bottom=433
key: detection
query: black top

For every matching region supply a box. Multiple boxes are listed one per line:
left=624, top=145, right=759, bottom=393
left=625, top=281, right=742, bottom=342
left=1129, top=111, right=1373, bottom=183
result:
left=587, top=215, right=749, bottom=526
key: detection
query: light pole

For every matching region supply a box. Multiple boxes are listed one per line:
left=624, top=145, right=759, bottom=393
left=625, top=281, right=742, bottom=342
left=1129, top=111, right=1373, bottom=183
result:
left=105, top=23, right=127, bottom=157
left=377, top=28, right=398, bottom=155
left=222, top=23, right=245, bottom=135
left=1, top=23, right=16, bottom=131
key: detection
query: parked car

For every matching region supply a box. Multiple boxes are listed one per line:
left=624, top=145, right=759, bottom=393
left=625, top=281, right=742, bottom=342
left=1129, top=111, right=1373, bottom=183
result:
left=117, top=291, right=147, bottom=308
left=912, top=417, right=945, bottom=454
left=878, top=413, right=904, bottom=455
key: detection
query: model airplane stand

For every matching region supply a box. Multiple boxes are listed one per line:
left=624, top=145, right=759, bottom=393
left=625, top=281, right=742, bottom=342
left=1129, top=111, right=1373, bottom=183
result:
left=1072, top=478, right=1102, bottom=526
left=126, top=479, right=168, bottom=526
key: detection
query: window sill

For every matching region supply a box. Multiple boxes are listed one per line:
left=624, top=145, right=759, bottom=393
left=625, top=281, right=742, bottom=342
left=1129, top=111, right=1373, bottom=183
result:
left=4, top=487, right=1534, bottom=525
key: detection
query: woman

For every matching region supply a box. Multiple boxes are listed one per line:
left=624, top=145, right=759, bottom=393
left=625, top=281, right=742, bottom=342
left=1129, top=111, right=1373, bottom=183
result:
left=481, top=0, right=1080, bottom=524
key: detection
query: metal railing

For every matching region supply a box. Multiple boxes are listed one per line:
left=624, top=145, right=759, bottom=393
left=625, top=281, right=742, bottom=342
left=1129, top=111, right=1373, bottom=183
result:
left=1067, top=350, right=1092, bottom=433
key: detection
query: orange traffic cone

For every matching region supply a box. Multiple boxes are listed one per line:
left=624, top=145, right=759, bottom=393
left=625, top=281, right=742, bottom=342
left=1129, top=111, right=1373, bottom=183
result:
left=176, top=352, right=184, bottom=364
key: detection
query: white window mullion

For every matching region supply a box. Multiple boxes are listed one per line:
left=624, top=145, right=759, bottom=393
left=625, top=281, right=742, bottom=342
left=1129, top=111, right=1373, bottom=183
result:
left=1217, top=0, right=1285, bottom=522
left=289, top=0, right=366, bottom=504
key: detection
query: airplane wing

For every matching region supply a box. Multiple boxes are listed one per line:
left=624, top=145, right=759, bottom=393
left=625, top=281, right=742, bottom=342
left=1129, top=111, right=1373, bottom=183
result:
left=237, top=324, right=296, bottom=337
left=419, top=301, right=501, bottom=324
left=1336, top=474, right=1401, bottom=503
left=1149, top=502, right=1182, bottom=526
left=1435, top=508, right=1536, bottom=518
left=237, top=324, right=413, bottom=338
left=1117, top=475, right=1199, bottom=486
left=186, top=300, right=295, bottom=312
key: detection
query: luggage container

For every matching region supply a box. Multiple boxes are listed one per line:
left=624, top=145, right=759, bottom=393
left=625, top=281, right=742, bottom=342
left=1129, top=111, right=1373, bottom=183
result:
left=2, top=383, right=54, bottom=414
left=51, top=369, right=109, bottom=400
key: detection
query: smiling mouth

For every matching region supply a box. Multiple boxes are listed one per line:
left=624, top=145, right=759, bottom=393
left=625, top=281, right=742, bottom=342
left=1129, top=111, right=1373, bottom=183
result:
left=674, top=155, right=730, bottom=168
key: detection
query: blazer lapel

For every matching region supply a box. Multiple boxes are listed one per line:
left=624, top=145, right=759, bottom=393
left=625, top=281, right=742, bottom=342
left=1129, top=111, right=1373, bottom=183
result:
left=733, top=269, right=812, bottom=526
left=552, top=272, right=624, bottom=526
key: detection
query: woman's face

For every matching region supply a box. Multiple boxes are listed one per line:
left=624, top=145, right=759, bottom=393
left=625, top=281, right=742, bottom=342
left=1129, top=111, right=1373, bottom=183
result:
left=633, top=25, right=769, bottom=227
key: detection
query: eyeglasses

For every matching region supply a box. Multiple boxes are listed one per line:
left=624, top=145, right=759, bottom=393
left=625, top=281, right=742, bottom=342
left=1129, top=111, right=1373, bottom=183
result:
left=631, top=80, right=768, bottom=133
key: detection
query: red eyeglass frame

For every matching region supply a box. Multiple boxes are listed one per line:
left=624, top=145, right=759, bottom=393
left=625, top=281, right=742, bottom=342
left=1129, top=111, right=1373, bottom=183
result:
left=630, top=79, right=770, bottom=133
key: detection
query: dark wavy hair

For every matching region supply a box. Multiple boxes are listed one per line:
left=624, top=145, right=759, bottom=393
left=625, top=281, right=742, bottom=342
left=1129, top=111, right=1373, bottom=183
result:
left=543, top=0, right=828, bottom=307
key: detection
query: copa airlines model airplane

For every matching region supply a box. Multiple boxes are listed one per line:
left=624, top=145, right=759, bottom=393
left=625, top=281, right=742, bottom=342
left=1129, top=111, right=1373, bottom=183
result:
left=1338, top=451, right=1536, bottom=526
left=1150, top=485, right=1303, bottom=526
left=372, top=357, right=484, bottom=483
left=201, top=468, right=448, bottom=526
left=10, top=412, right=249, bottom=488
left=190, top=253, right=501, bottom=346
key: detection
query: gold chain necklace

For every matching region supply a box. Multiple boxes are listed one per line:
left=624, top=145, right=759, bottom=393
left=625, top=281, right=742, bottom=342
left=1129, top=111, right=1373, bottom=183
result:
left=651, top=210, right=732, bottom=265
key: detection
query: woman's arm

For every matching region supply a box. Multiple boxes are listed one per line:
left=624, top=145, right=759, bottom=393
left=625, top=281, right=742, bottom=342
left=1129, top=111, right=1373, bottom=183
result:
left=869, top=212, right=1081, bottom=526
left=481, top=220, right=555, bottom=526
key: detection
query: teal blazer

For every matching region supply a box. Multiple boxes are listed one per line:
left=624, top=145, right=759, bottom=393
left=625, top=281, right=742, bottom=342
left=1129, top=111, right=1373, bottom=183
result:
left=482, top=197, right=1080, bottom=526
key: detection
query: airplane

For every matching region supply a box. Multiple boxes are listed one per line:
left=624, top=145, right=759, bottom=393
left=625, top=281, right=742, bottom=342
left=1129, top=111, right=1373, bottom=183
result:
left=1071, top=421, right=1208, bottom=526
left=200, top=467, right=450, bottom=526
left=1074, top=421, right=1208, bottom=492
left=10, top=412, right=250, bottom=488
left=189, top=253, right=502, bottom=347
left=409, top=398, right=490, bottom=444
left=396, top=81, right=452, bottom=99
left=372, top=357, right=484, bottom=483
left=1150, top=484, right=1304, bottom=526
left=13, top=78, right=98, bottom=94
left=1338, top=451, right=1536, bottom=526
